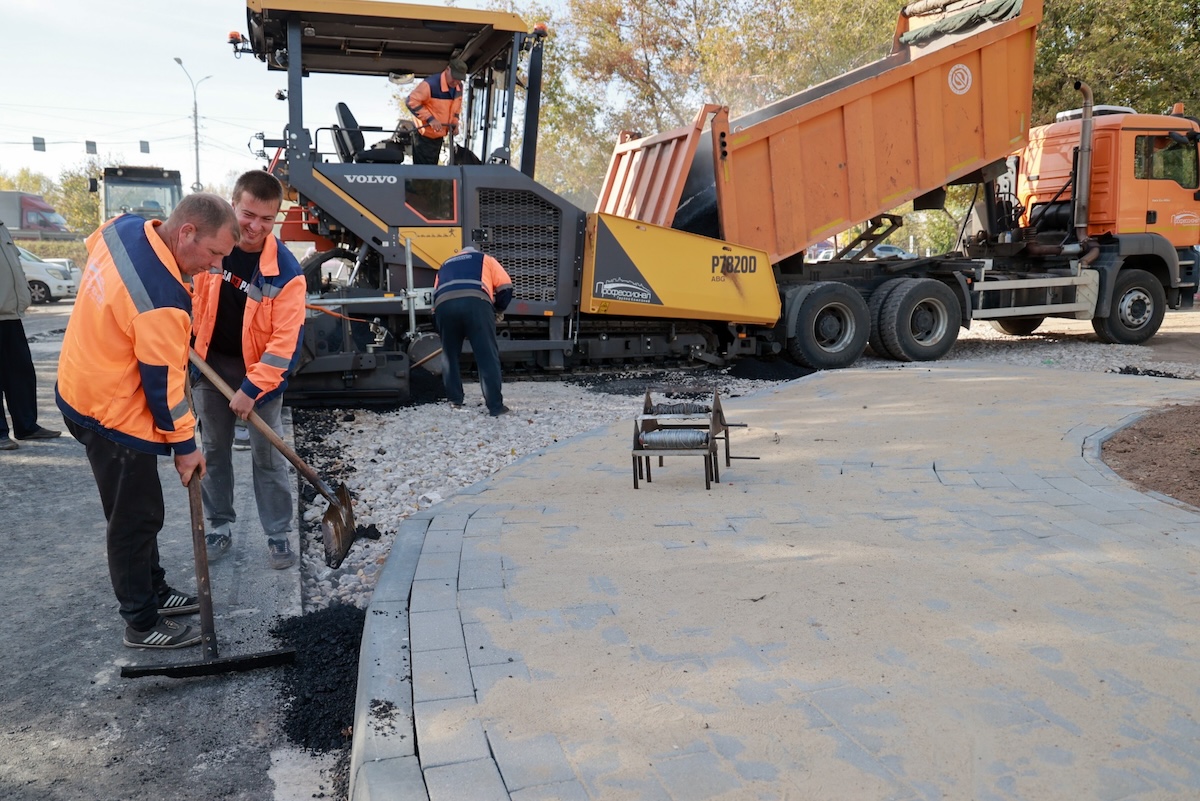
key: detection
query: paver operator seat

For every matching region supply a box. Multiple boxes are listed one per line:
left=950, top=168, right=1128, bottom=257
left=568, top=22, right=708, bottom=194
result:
left=332, top=102, right=407, bottom=164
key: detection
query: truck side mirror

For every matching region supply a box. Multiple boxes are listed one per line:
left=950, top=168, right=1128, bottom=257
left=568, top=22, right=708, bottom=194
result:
left=88, top=178, right=98, bottom=193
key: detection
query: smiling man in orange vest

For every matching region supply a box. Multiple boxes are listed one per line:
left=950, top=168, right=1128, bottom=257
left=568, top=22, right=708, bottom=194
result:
left=406, top=58, right=466, bottom=165
left=190, top=170, right=306, bottom=571
left=57, top=193, right=239, bottom=650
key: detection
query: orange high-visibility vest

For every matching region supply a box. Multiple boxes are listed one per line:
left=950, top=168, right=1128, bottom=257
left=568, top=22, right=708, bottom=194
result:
left=56, top=215, right=198, bottom=455
left=433, top=248, right=513, bottom=310
left=406, top=71, right=463, bottom=140
left=191, top=234, right=306, bottom=403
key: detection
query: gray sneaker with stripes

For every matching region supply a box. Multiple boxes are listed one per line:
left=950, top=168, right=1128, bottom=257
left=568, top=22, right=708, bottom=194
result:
left=123, top=617, right=201, bottom=649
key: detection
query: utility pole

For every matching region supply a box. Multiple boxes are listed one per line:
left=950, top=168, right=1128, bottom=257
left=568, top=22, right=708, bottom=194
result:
left=173, top=57, right=211, bottom=193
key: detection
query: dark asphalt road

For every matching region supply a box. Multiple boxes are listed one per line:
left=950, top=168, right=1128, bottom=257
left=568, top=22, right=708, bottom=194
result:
left=0, top=302, right=329, bottom=801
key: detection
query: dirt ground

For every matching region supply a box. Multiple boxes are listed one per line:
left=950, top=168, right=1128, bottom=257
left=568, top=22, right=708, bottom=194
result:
left=1092, top=310, right=1200, bottom=511
left=1102, top=404, right=1200, bottom=511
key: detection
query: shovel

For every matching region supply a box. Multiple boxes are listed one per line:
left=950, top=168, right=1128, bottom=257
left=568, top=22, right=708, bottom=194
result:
left=121, top=386, right=296, bottom=678
left=188, top=350, right=359, bottom=569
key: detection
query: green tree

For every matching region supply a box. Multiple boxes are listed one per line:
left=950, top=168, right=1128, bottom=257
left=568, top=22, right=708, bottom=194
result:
left=50, top=160, right=104, bottom=234
left=0, top=167, right=56, bottom=197
left=1034, top=0, right=1200, bottom=124
left=520, top=0, right=900, bottom=203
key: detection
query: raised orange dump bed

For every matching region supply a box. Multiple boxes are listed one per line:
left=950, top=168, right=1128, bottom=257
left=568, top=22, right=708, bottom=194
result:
left=598, top=0, right=1044, bottom=264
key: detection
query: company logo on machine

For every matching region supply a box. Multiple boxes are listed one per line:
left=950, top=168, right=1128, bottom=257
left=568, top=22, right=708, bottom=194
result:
left=595, top=278, right=654, bottom=303
left=345, top=174, right=398, bottom=184
left=948, top=64, right=973, bottom=95
left=1172, top=211, right=1200, bottom=226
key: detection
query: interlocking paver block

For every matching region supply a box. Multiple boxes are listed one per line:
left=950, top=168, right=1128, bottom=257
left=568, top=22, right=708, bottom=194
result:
left=412, top=648, right=474, bottom=703
left=353, top=755, right=428, bottom=801
left=458, top=587, right=511, bottom=623
left=414, top=551, right=460, bottom=581
left=487, top=731, right=576, bottom=792
left=459, top=556, right=504, bottom=590
left=472, top=660, right=530, bottom=699
left=510, top=780, right=589, bottom=801
left=463, top=621, right=523, bottom=666
left=414, top=697, right=491, bottom=768
left=424, top=758, right=509, bottom=801
left=423, top=528, right=464, bottom=554
left=428, top=513, right=471, bottom=531
left=410, top=579, right=458, bottom=613
left=409, top=609, right=465, bottom=653
left=465, top=516, right=505, bottom=537
left=652, top=750, right=740, bottom=800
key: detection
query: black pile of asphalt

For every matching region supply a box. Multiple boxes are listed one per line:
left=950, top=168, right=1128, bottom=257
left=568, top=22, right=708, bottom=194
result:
left=566, top=356, right=812, bottom=397
left=271, top=604, right=366, bottom=799
left=1113, top=365, right=1191, bottom=380
left=271, top=604, right=365, bottom=751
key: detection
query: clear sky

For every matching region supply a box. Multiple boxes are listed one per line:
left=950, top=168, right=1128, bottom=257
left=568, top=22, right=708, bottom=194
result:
left=0, top=0, right=485, bottom=191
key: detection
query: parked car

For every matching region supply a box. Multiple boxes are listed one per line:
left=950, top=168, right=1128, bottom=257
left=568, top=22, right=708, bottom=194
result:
left=42, top=257, right=81, bottom=284
left=869, top=243, right=918, bottom=259
left=815, top=244, right=918, bottom=261
left=16, top=246, right=77, bottom=303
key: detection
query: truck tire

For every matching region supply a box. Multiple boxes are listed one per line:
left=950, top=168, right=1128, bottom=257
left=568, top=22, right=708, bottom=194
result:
left=989, top=317, right=1045, bottom=336
left=787, top=282, right=870, bottom=369
left=880, top=278, right=961, bottom=362
left=1091, top=269, right=1166, bottom=345
left=301, top=247, right=357, bottom=293
left=28, top=281, right=51, bottom=305
left=867, top=278, right=911, bottom=359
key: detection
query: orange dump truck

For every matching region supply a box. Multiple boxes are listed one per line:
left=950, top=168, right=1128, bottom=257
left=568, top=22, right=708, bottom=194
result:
left=595, top=0, right=1199, bottom=367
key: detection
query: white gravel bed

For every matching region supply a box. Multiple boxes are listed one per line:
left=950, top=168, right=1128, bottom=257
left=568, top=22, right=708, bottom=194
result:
left=299, top=325, right=1199, bottom=610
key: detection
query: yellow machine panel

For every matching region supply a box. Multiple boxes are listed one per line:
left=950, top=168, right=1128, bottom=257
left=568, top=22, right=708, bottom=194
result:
left=582, top=213, right=780, bottom=325
left=398, top=227, right=464, bottom=271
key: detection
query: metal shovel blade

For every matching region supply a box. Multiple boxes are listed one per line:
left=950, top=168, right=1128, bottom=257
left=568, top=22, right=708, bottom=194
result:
left=322, top=482, right=358, bottom=569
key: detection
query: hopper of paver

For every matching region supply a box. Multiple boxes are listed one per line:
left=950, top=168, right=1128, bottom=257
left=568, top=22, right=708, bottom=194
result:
left=596, top=0, right=1044, bottom=264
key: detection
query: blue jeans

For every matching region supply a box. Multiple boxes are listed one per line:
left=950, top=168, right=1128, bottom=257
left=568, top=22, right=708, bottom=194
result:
left=192, top=380, right=294, bottom=540
left=435, top=296, right=504, bottom=414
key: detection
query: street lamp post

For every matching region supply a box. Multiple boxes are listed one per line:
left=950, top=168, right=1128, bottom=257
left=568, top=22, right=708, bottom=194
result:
left=173, top=57, right=212, bottom=193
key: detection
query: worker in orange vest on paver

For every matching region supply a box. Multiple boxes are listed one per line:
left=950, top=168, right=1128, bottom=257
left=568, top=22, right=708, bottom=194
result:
left=406, top=58, right=466, bottom=165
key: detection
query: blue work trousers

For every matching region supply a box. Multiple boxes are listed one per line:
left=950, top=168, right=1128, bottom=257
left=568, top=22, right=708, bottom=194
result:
left=66, top=419, right=170, bottom=631
left=435, top=296, right=505, bottom=414
left=0, top=319, right=40, bottom=438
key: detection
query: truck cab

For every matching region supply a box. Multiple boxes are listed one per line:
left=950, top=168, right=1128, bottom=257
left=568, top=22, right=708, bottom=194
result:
left=91, top=167, right=184, bottom=223
left=1021, top=107, right=1200, bottom=248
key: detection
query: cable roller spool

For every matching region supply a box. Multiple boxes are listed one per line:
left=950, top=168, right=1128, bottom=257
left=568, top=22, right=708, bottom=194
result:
left=650, top=402, right=711, bottom=416
left=639, top=429, right=709, bottom=450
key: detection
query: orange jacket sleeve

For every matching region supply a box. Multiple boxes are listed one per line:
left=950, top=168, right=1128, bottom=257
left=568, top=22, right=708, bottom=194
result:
left=130, top=305, right=197, bottom=453
left=243, top=273, right=307, bottom=400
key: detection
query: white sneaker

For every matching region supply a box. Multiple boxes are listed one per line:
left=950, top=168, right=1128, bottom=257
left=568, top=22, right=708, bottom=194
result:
left=233, top=425, right=251, bottom=451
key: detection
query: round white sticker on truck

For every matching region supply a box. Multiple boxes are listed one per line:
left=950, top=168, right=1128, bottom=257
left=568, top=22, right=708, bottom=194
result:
left=948, top=64, right=973, bottom=95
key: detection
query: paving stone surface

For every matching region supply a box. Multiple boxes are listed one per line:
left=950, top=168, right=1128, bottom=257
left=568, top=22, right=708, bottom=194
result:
left=351, top=364, right=1200, bottom=800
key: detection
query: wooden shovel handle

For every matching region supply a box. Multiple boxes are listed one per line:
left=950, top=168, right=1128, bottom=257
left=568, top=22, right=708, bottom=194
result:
left=188, top=350, right=338, bottom=505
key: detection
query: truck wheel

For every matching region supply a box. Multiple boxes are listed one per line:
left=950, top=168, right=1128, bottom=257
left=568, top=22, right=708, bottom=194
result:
left=1092, top=269, right=1166, bottom=344
left=867, top=278, right=911, bottom=359
left=28, top=281, right=50, bottom=305
left=787, top=282, right=870, bottom=369
left=989, top=317, right=1045, bottom=336
left=300, top=248, right=357, bottom=293
left=880, top=278, right=961, bottom=362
